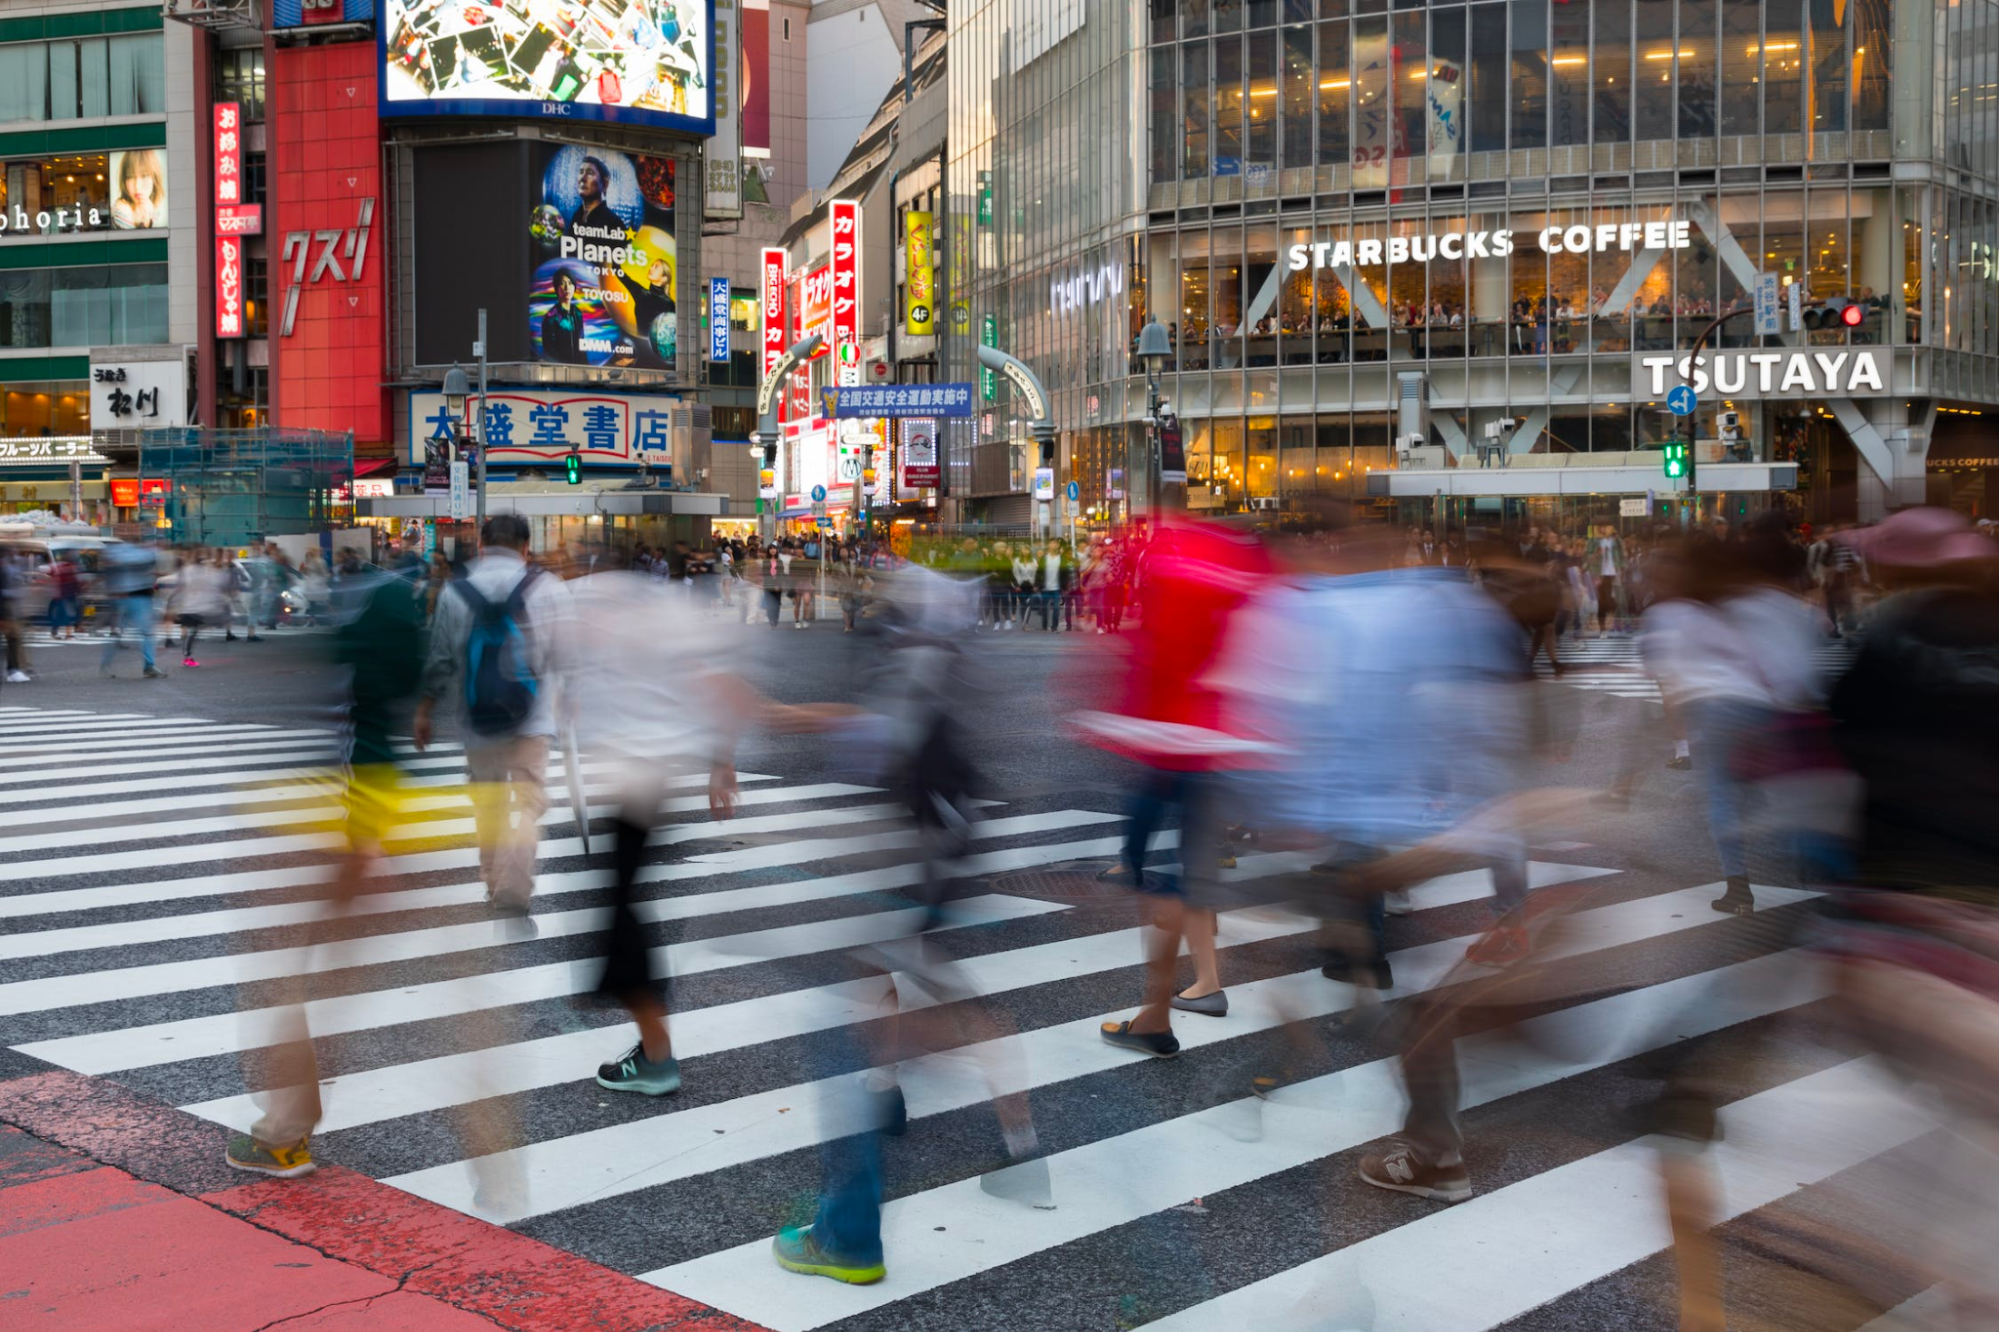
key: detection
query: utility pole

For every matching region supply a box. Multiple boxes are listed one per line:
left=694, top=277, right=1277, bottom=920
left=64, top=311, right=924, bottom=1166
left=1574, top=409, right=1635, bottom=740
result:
left=474, top=308, right=489, bottom=529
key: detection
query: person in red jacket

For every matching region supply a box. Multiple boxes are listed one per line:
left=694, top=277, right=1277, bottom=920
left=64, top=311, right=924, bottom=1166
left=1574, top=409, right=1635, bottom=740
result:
left=1069, top=515, right=1276, bottom=1057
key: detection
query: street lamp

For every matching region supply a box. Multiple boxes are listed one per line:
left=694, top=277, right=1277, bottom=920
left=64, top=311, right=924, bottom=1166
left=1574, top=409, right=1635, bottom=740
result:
left=441, top=363, right=470, bottom=432
left=1136, top=318, right=1173, bottom=515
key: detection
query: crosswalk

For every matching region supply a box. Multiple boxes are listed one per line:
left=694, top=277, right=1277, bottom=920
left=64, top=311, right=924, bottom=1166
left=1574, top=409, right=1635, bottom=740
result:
left=16, top=623, right=319, bottom=652
left=1532, top=633, right=1859, bottom=702
left=0, top=702, right=1940, bottom=1330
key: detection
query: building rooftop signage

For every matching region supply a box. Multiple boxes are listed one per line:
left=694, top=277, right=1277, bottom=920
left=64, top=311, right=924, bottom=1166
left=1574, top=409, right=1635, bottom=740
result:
left=1289, top=220, right=1693, bottom=270
left=1636, top=348, right=1887, bottom=399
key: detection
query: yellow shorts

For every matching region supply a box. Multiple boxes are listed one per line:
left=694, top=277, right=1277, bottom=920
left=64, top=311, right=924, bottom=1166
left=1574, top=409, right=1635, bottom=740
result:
left=342, top=764, right=412, bottom=851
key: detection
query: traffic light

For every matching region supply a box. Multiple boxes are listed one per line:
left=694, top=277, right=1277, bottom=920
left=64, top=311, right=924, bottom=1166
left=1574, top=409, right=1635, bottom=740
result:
left=564, top=450, right=582, bottom=485
left=761, top=441, right=777, bottom=467
left=863, top=466, right=877, bottom=489
left=1662, top=442, right=1687, bottom=479
left=1801, top=297, right=1866, bottom=331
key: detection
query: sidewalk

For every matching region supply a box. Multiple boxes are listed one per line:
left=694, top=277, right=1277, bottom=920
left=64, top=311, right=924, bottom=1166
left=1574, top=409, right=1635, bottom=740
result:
left=0, top=1070, right=759, bottom=1333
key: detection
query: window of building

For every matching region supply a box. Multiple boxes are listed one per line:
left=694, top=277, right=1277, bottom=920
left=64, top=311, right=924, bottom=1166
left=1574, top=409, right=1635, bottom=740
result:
left=1247, top=29, right=1278, bottom=174
left=1182, top=42, right=1210, bottom=177
left=1678, top=0, right=1715, bottom=136
left=0, top=380, right=88, bottom=437
left=0, top=262, right=167, bottom=349
left=1215, top=34, right=1245, bottom=174
left=0, top=153, right=126, bottom=233
left=1719, top=0, right=1759, bottom=137
left=1318, top=20, right=1349, bottom=167
left=1468, top=4, right=1508, bottom=153
left=1280, top=23, right=1313, bottom=169
left=1763, top=0, right=1803, bottom=135
left=1151, top=46, right=1177, bottom=181
left=1510, top=0, right=1548, bottom=150
left=1549, top=0, right=1588, bottom=147
left=215, top=47, right=266, bottom=122
left=1594, top=0, right=1631, bottom=142
left=1632, top=0, right=1675, bottom=140
left=0, top=33, right=162, bottom=124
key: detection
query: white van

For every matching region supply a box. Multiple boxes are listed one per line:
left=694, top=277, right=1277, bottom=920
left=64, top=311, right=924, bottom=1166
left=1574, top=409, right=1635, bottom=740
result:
left=0, top=521, right=122, bottom=624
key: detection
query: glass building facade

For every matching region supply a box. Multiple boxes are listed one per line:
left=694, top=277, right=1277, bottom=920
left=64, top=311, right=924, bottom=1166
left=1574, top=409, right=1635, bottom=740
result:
left=943, top=0, right=1999, bottom=528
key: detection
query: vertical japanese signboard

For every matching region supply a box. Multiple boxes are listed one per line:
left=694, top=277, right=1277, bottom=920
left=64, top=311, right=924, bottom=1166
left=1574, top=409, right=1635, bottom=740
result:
left=830, top=199, right=861, bottom=385
left=214, top=102, right=245, bottom=338
left=705, top=0, right=743, bottom=220
left=979, top=312, right=998, bottom=401
left=709, top=277, right=731, bottom=361
left=760, top=247, right=787, bottom=381
left=904, top=210, right=934, bottom=336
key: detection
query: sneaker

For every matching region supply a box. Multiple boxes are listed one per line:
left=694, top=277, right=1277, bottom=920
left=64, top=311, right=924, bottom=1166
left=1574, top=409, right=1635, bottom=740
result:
left=1666, top=753, right=1692, bottom=770
left=596, top=1043, right=682, bottom=1095
left=1465, top=923, right=1530, bottom=967
left=5, top=670, right=28, bottom=683
left=181, top=658, right=201, bottom=668
left=772, top=1224, right=886, bottom=1285
left=1383, top=889, right=1414, bottom=917
left=979, top=1154, right=1056, bottom=1209
left=142, top=666, right=166, bottom=679
left=225, top=1133, right=316, bottom=1179
left=1357, top=1139, right=1472, bottom=1203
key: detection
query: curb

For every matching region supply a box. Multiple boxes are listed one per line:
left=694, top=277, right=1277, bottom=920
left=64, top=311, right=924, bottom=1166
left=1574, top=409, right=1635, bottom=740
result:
left=0, top=1070, right=762, bottom=1332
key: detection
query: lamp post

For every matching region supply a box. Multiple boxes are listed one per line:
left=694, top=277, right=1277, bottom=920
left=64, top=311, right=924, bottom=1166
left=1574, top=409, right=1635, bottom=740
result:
left=1678, top=306, right=1753, bottom=527
left=1135, top=317, right=1173, bottom=517
left=441, top=363, right=470, bottom=463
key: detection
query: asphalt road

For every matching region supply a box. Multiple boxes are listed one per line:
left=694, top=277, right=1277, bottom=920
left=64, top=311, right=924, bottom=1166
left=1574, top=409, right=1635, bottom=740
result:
left=0, top=606, right=1922, bottom=1331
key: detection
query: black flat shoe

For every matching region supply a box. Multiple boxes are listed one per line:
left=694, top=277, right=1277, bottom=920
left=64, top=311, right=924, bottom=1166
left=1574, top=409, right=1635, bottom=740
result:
left=1100, top=1019, right=1180, bottom=1058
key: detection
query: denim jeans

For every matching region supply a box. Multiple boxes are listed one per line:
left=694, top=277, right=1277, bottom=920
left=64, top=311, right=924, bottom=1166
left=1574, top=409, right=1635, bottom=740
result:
left=1687, top=698, right=1770, bottom=881
left=99, top=593, right=156, bottom=672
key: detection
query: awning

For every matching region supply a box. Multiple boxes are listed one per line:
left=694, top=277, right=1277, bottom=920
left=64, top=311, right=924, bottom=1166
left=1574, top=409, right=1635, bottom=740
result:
left=352, top=456, right=400, bottom=479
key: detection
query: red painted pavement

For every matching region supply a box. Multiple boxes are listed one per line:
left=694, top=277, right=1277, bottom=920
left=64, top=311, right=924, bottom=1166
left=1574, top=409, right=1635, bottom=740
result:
left=0, top=1073, right=762, bottom=1332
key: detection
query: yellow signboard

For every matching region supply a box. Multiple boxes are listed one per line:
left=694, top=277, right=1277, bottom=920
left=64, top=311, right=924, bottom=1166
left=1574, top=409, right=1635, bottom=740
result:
left=904, top=210, right=935, bottom=336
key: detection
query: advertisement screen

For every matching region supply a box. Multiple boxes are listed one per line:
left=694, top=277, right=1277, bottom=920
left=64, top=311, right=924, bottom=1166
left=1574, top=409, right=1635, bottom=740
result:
left=528, top=143, right=678, bottom=370
left=381, top=0, right=713, bottom=134
left=109, top=150, right=168, bottom=230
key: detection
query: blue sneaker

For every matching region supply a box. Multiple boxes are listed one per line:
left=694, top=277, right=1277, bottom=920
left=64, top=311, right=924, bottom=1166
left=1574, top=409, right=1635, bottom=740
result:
left=772, top=1224, right=885, bottom=1284
left=595, top=1044, right=681, bottom=1095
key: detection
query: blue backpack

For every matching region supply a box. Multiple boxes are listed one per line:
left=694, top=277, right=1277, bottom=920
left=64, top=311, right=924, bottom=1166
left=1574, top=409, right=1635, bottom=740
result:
left=454, top=569, right=542, bottom=736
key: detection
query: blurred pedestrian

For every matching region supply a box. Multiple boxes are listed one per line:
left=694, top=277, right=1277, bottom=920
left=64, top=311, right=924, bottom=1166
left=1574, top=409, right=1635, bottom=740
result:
left=97, top=539, right=163, bottom=678
left=413, top=514, right=568, bottom=921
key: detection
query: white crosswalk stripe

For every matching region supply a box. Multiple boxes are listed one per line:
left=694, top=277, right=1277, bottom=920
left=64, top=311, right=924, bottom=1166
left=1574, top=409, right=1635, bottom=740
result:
left=0, top=703, right=1929, bottom=1331
left=1533, top=633, right=1858, bottom=702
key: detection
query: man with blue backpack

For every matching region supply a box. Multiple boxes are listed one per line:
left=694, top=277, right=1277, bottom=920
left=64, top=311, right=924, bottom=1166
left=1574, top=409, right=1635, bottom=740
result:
left=414, top=514, right=569, bottom=922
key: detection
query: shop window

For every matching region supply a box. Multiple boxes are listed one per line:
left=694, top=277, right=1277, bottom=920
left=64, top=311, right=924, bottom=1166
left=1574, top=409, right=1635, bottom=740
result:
left=0, top=262, right=165, bottom=349
left=1, top=380, right=89, bottom=437
left=1243, top=224, right=1279, bottom=361
left=1185, top=0, right=1211, bottom=39
left=1280, top=225, right=1313, bottom=362
left=1546, top=210, right=1591, bottom=351
left=1211, top=418, right=1245, bottom=509
left=1279, top=416, right=1314, bottom=491
left=1247, top=417, right=1278, bottom=498
left=1315, top=415, right=1352, bottom=498
left=1897, top=185, right=1923, bottom=343
left=246, top=255, right=268, bottom=339
left=1510, top=211, right=1550, bottom=355
left=1151, top=0, right=1178, bottom=44
left=0, top=33, right=161, bottom=125
left=1215, top=0, right=1245, bottom=33
left=1593, top=0, right=1631, bottom=142
left=0, top=153, right=126, bottom=234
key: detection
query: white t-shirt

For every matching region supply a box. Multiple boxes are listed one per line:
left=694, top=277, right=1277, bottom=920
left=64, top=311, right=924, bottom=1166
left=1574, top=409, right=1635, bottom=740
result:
left=1598, top=540, right=1618, bottom=577
left=1043, top=554, right=1062, bottom=590
left=1641, top=589, right=1827, bottom=707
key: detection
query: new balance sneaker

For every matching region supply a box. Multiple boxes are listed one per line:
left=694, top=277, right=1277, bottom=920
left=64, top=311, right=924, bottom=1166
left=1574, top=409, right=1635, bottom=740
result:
left=225, top=1133, right=316, bottom=1179
left=596, top=1044, right=682, bottom=1096
left=1357, top=1139, right=1471, bottom=1203
left=772, top=1224, right=886, bottom=1285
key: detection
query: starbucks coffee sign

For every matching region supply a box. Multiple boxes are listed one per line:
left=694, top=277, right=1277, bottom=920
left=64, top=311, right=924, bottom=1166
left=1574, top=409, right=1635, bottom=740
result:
left=1636, top=348, right=1887, bottom=399
left=1287, top=219, right=1693, bottom=270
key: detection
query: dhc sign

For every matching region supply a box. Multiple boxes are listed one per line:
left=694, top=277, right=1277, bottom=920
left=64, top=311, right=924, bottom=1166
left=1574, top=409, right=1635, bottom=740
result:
left=1636, top=348, right=1888, bottom=399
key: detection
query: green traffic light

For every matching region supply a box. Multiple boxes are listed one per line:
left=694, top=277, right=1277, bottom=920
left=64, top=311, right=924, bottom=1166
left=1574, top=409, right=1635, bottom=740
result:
left=565, top=453, right=582, bottom=485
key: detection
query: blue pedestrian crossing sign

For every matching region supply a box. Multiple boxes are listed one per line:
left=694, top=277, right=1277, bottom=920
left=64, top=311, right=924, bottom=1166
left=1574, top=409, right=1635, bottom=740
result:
left=1667, top=385, right=1697, bottom=416
left=810, top=484, right=827, bottom=502
left=1066, top=481, right=1079, bottom=501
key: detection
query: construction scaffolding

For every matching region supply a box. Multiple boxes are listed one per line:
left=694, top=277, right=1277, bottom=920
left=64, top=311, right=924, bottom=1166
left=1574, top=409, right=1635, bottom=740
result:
left=138, top=428, right=354, bottom=547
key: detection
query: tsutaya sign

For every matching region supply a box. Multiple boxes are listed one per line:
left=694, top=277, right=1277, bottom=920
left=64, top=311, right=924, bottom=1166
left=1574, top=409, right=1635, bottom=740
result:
left=1636, top=349, right=1887, bottom=399
left=1288, top=219, right=1693, bottom=270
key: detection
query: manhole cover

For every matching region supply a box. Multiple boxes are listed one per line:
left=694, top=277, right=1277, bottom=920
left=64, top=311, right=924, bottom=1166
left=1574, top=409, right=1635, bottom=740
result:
left=984, top=862, right=1132, bottom=899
